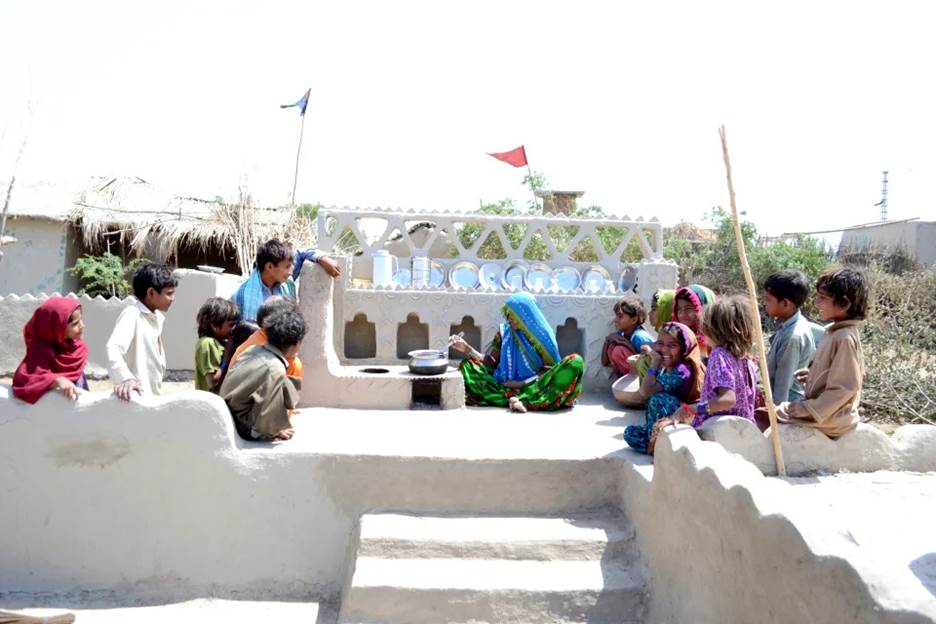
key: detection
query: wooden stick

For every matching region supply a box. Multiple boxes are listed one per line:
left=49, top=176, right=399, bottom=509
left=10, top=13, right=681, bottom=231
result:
left=718, top=125, right=786, bottom=476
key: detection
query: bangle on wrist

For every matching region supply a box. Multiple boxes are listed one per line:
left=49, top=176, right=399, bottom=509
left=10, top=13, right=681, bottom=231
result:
left=646, top=367, right=659, bottom=377
left=695, top=401, right=709, bottom=417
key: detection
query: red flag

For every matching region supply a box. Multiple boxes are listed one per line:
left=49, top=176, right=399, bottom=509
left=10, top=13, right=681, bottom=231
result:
left=487, top=145, right=528, bottom=168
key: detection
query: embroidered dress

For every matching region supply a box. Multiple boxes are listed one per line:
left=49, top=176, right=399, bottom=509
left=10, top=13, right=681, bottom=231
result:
left=623, top=364, right=692, bottom=454
left=459, top=293, right=584, bottom=411
left=693, top=346, right=757, bottom=427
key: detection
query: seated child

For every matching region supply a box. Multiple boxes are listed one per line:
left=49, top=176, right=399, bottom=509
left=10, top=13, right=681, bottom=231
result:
left=649, top=289, right=675, bottom=331
left=12, top=297, right=88, bottom=403
left=662, top=296, right=758, bottom=433
left=623, top=322, right=705, bottom=454
left=602, top=294, right=655, bottom=379
left=106, top=263, right=177, bottom=401
left=219, top=308, right=306, bottom=441
left=194, top=297, right=240, bottom=392
left=776, top=268, right=868, bottom=438
left=672, top=284, right=716, bottom=358
left=763, top=269, right=820, bottom=403
left=228, top=296, right=304, bottom=378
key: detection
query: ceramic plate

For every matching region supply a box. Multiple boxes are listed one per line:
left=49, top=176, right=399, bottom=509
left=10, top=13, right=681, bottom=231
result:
left=582, top=266, right=612, bottom=294
left=553, top=266, right=582, bottom=293
left=479, top=263, right=504, bottom=290
left=448, top=260, right=480, bottom=290
left=392, top=268, right=412, bottom=288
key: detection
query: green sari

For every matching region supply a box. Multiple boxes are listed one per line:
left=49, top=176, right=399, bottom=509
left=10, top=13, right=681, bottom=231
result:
left=459, top=332, right=584, bottom=410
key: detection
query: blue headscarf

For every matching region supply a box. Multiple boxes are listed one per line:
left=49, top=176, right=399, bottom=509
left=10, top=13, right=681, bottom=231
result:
left=493, top=293, right=561, bottom=383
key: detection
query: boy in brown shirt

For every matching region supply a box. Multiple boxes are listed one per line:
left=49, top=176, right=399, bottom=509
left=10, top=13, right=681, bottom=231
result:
left=776, top=267, right=869, bottom=438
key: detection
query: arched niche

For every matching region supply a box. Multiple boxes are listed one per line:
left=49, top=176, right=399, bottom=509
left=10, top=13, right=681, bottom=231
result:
left=556, top=317, right=584, bottom=359
left=344, top=313, right=377, bottom=358
left=448, top=315, right=482, bottom=360
left=397, top=313, right=429, bottom=359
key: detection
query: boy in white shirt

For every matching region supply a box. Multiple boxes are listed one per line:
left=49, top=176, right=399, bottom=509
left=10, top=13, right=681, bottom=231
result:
left=106, top=263, right=177, bottom=401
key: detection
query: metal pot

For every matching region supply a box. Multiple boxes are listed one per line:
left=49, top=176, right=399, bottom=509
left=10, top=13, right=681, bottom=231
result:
left=407, top=349, right=449, bottom=375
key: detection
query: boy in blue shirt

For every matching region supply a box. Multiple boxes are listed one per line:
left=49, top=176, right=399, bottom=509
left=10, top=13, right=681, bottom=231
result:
left=763, top=270, right=824, bottom=403
left=602, top=294, right=655, bottom=379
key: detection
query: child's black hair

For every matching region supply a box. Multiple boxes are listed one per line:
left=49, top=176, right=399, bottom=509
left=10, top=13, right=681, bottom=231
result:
left=266, top=309, right=307, bottom=351
left=255, top=239, right=293, bottom=272
left=132, top=263, right=178, bottom=301
left=816, top=267, right=869, bottom=320
left=256, top=296, right=297, bottom=328
left=614, top=293, right=647, bottom=326
left=764, top=270, right=810, bottom=308
left=196, top=297, right=240, bottom=338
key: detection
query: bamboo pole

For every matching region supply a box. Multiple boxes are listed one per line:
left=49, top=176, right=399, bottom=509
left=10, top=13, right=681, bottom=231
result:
left=718, top=125, right=786, bottom=476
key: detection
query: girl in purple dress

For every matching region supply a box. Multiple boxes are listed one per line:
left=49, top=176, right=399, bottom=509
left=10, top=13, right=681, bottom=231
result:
left=657, top=296, right=757, bottom=431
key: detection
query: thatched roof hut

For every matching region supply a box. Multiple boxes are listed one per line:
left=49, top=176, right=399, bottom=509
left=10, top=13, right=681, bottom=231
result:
left=72, top=176, right=311, bottom=266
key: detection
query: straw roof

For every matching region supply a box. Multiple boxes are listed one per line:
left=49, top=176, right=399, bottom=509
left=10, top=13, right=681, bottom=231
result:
left=70, top=176, right=308, bottom=262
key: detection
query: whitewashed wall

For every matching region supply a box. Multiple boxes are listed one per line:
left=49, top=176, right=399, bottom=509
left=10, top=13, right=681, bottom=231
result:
left=0, top=269, right=245, bottom=377
left=0, top=217, right=72, bottom=295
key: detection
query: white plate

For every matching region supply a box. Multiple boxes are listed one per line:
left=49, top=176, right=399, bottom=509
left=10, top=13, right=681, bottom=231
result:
left=479, top=263, right=504, bottom=290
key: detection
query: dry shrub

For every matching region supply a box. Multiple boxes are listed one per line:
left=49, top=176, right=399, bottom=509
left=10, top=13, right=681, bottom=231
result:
left=860, top=264, right=936, bottom=425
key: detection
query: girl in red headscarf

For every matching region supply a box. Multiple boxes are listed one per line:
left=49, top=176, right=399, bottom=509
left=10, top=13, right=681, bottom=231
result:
left=12, top=297, right=89, bottom=404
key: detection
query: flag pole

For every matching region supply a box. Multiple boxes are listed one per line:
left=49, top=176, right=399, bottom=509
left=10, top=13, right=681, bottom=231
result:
left=290, top=112, right=306, bottom=207
left=718, top=125, right=786, bottom=476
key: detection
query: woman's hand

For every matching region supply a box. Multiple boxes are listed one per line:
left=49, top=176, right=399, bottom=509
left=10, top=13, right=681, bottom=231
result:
left=648, top=345, right=663, bottom=366
left=653, top=416, right=677, bottom=435
left=640, top=344, right=653, bottom=356
left=53, top=377, right=80, bottom=401
left=794, top=368, right=809, bottom=385
left=449, top=336, right=471, bottom=354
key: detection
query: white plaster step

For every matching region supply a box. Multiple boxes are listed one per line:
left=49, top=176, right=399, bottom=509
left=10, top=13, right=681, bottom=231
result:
left=12, top=599, right=321, bottom=623
left=359, top=513, right=636, bottom=561
left=342, top=557, right=646, bottom=624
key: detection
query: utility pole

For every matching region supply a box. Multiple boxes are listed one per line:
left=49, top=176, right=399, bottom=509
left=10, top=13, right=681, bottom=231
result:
left=874, top=171, right=889, bottom=222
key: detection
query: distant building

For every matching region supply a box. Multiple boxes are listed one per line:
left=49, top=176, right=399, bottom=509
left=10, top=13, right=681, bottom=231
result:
left=838, top=219, right=936, bottom=269
left=0, top=176, right=300, bottom=295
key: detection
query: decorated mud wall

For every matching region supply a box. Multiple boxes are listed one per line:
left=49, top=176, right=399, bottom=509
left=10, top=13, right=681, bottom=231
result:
left=0, top=269, right=242, bottom=376
left=621, top=427, right=936, bottom=623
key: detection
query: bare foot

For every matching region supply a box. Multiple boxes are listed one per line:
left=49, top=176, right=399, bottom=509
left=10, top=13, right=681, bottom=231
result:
left=274, top=428, right=295, bottom=441
left=509, top=397, right=527, bottom=413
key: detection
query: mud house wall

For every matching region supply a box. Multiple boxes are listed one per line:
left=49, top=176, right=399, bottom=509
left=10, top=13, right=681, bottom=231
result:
left=0, top=386, right=355, bottom=600
left=0, top=270, right=244, bottom=376
left=0, top=217, right=77, bottom=295
left=620, top=427, right=936, bottom=623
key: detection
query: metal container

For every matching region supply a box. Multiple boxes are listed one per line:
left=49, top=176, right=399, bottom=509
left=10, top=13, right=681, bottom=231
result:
left=407, top=349, right=449, bottom=375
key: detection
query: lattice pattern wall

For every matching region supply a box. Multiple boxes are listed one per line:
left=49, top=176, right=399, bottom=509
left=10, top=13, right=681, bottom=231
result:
left=316, top=208, right=664, bottom=277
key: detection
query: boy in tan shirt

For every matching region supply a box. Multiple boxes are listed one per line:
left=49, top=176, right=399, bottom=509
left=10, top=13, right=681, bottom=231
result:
left=776, top=267, right=869, bottom=438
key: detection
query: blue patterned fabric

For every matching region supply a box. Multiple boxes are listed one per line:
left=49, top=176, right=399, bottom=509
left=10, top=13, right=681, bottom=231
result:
left=493, top=293, right=561, bottom=384
left=232, top=269, right=297, bottom=323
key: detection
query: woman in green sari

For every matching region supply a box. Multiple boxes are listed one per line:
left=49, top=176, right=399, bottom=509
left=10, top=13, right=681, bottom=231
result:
left=450, top=293, right=584, bottom=412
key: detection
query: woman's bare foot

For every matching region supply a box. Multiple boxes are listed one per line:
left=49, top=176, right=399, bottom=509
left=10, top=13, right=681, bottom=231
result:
left=509, top=396, right=527, bottom=413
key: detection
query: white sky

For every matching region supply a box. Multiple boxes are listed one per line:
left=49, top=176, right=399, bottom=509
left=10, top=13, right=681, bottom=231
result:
left=2, top=0, right=935, bottom=237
